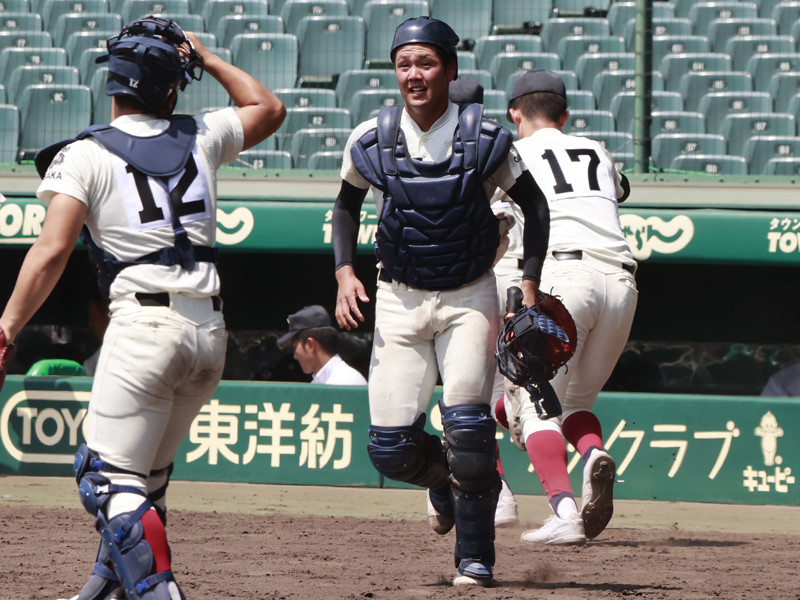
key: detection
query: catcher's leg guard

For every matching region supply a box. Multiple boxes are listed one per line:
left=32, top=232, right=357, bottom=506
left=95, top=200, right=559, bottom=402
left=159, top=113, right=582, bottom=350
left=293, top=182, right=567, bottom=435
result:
left=442, top=403, right=501, bottom=570
left=367, top=412, right=451, bottom=491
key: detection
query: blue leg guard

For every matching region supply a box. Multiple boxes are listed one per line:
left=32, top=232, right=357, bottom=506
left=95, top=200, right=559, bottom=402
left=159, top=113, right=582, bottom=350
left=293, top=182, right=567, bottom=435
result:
left=367, top=412, right=451, bottom=492
left=442, top=403, right=501, bottom=571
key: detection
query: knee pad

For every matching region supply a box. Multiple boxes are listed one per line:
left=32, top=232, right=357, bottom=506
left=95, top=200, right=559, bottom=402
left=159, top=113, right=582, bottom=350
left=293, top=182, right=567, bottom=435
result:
left=441, top=403, right=499, bottom=493
left=74, top=444, right=147, bottom=518
left=367, top=413, right=450, bottom=490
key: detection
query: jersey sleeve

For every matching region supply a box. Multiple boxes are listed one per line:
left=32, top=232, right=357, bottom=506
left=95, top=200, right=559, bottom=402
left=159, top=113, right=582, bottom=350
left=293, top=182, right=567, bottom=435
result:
left=196, top=107, right=244, bottom=168
left=36, top=140, right=96, bottom=207
left=487, top=143, right=528, bottom=192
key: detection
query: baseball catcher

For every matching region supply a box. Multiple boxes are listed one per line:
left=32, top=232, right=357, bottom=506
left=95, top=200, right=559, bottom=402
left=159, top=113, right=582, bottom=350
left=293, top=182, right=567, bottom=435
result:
left=496, top=286, right=577, bottom=428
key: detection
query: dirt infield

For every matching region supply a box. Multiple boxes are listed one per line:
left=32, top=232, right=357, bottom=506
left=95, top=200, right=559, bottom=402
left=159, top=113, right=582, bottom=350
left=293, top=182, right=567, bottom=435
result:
left=2, top=477, right=800, bottom=599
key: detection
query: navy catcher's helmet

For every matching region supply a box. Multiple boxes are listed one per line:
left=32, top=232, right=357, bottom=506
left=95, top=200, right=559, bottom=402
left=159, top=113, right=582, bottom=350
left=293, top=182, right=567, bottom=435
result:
left=97, top=15, right=203, bottom=111
left=390, top=16, right=459, bottom=62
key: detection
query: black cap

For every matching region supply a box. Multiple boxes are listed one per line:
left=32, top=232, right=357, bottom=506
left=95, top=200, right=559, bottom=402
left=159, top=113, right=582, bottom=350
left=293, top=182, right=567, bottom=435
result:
left=508, top=69, right=567, bottom=105
left=277, top=305, right=334, bottom=347
left=449, top=76, right=484, bottom=104
left=390, top=16, right=459, bottom=62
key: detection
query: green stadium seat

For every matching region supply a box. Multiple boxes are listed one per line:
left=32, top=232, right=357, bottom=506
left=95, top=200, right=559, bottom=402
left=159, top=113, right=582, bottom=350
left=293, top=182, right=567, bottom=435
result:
left=281, top=0, right=347, bottom=36
left=456, top=50, right=476, bottom=70
left=52, top=13, right=121, bottom=47
left=149, top=13, right=203, bottom=32
left=89, top=64, right=110, bottom=123
left=673, top=0, right=698, bottom=18
left=669, top=153, right=748, bottom=174
left=483, top=108, right=507, bottom=126
left=41, top=0, right=109, bottom=30
left=7, top=63, right=79, bottom=103
left=276, top=87, right=336, bottom=109
left=246, top=132, right=277, bottom=151
left=216, top=15, right=284, bottom=48
left=194, top=31, right=216, bottom=47
left=482, top=89, right=507, bottom=111
left=0, top=0, right=32, bottom=12
left=567, top=89, right=595, bottom=110
left=652, top=35, right=711, bottom=68
left=592, top=70, right=664, bottom=110
left=659, top=52, right=733, bottom=91
left=458, top=68, right=492, bottom=91
left=611, top=150, right=633, bottom=171
left=290, top=126, right=350, bottom=168
left=540, top=17, right=611, bottom=52
left=610, top=90, right=684, bottom=133
left=769, top=71, right=800, bottom=113
left=178, top=46, right=232, bottom=113
left=296, top=16, right=365, bottom=84
left=558, top=35, right=625, bottom=72
left=0, top=29, right=53, bottom=49
left=553, top=0, right=612, bottom=14
left=120, top=0, right=190, bottom=21
left=679, top=70, right=753, bottom=111
left=574, top=51, right=634, bottom=90
left=0, top=46, right=65, bottom=81
left=0, top=13, right=43, bottom=31
left=18, top=83, right=91, bottom=159
left=0, top=103, right=19, bottom=163
left=473, top=35, right=543, bottom=71
left=349, top=87, right=401, bottom=123
left=743, top=135, right=800, bottom=174
left=335, top=68, right=394, bottom=108
left=624, top=17, right=693, bottom=50
left=202, top=0, right=270, bottom=33
left=725, top=34, right=795, bottom=71
left=650, top=110, right=706, bottom=137
left=573, top=130, right=633, bottom=154
left=688, top=1, right=759, bottom=37
left=505, top=69, right=579, bottom=99
left=606, top=0, right=675, bottom=35
left=721, top=112, right=796, bottom=155
left=563, top=108, right=615, bottom=135
left=307, top=149, right=342, bottom=169
left=64, top=30, right=114, bottom=65
left=229, top=148, right=293, bottom=169
left=26, top=358, right=87, bottom=376
left=706, top=17, right=777, bottom=52
left=430, top=0, right=491, bottom=44
left=789, top=19, right=800, bottom=44
left=363, top=0, right=429, bottom=64
left=763, top=156, right=800, bottom=174
left=347, top=0, right=369, bottom=15
left=230, top=33, right=298, bottom=91
left=0, top=83, right=5, bottom=101
left=651, top=132, right=727, bottom=170
left=274, top=105, right=351, bottom=149
left=746, top=52, right=800, bottom=92
left=490, top=51, right=560, bottom=90
left=697, top=90, right=774, bottom=135
left=770, top=0, right=800, bottom=35
left=492, top=0, right=552, bottom=34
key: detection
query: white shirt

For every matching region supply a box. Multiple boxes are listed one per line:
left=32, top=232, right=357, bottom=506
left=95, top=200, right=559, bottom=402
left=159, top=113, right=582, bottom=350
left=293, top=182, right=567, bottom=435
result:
left=340, top=102, right=526, bottom=215
left=494, top=127, right=633, bottom=266
left=37, top=108, right=244, bottom=299
left=312, top=354, right=368, bottom=386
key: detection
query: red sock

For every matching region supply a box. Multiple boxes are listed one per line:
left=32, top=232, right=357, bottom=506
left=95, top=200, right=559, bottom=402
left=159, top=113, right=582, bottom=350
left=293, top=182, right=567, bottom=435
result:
left=495, top=442, right=505, bottom=477
left=141, top=509, right=172, bottom=574
left=525, top=430, right=573, bottom=499
left=562, top=411, right=604, bottom=458
left=494, top=395, right=509, bottom=430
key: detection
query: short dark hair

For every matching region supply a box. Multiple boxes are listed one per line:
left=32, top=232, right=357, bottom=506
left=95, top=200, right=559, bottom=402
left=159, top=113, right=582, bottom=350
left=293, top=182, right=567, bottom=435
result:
left=510, top=91, right=567, bottom=123
left=298, top=326, right=338, bottom=355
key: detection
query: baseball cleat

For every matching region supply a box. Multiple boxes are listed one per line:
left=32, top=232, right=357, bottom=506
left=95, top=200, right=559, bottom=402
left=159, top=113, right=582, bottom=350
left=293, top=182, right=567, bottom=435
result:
left=426, top=489, right=454, bottom=535
left=520, top=514, right=586, bottom=545
left=494, top=477, right=519, bottom=527
left=452, top=559, right=493, bottom=587
left=502, top=380, right=527, bottom=451
left=581, top=449, right=616, bottom=539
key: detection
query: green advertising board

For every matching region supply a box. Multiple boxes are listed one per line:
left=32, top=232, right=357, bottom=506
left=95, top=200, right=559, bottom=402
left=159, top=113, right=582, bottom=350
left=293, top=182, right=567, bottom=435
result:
left=2, top=196, right=800, bottom=265
left=2, top=376, right=797, bottom=506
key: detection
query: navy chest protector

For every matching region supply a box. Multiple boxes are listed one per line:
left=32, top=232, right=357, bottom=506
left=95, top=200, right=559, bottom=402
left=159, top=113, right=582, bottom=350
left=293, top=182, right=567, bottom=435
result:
left=350, top=103, right=513, bottom=290
left=34, top=115, right=218, bottom=299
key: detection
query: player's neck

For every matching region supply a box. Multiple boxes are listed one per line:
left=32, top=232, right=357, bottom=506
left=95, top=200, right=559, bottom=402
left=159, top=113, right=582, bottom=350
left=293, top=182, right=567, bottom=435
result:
left=520, top=116, right=562, bottom=138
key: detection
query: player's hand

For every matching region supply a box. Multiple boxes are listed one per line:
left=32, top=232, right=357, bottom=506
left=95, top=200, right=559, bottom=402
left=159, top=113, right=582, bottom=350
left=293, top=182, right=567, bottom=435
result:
left=335, top=266, right=369, bottom=330
left=521, top=278, right=539, bottom=310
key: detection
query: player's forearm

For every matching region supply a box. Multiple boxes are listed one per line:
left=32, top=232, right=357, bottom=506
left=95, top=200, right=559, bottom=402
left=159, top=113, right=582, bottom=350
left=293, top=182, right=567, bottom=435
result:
left=506, top=171, right=550, bottom=282
left=332, top=181, right=368, bottom=270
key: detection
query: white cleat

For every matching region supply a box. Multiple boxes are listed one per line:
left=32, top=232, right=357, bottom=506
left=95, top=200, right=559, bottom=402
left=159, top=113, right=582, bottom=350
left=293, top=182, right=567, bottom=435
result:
left=520, top=514, right=587, bottom=545
left=494, top=477, right=519, bottom=527
left=581, top=449, right=616, bottom=539
left=453, top=560, right=493, bottom=587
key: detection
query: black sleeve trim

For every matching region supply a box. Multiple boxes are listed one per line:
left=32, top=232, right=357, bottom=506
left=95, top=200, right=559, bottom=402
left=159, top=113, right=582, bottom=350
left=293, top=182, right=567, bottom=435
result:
left=505, top=170, right=550, bottom=282
left=332, top=180, right=369, bottom=270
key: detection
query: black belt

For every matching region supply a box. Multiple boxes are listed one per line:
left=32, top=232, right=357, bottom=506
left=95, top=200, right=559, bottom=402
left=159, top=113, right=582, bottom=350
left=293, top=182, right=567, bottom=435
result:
left=552, top=250, right=636, bottom=275
left=135, top=292, right=222, bottom=311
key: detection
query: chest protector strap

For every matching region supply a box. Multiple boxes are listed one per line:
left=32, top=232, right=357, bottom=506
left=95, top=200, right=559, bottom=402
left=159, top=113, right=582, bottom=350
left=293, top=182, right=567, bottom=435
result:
left=350, top=104, right=513, bottom=290
left=34, top=116, right=218, bottom=299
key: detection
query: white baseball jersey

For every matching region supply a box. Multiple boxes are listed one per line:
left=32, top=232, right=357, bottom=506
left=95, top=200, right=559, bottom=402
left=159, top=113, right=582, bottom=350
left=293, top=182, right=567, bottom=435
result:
left=37, top=108, right=244, bottom=300
left=312, top=354, right=368, bottom=385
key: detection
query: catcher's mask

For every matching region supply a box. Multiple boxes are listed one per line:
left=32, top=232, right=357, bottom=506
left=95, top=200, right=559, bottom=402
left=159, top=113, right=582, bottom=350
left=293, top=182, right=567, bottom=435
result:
left=97, top=15, right=204, bottom=111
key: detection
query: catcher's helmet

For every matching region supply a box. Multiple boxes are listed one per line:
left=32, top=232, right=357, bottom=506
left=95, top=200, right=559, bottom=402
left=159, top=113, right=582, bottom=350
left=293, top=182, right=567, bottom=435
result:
left=390, top=16, right=459, bottom=62
left=97, top=15, right=203, bottom=111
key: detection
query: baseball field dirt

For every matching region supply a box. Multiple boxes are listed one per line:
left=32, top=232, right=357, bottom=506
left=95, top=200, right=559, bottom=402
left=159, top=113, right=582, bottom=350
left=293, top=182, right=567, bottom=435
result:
left=2, top=476, right=799, bottom=599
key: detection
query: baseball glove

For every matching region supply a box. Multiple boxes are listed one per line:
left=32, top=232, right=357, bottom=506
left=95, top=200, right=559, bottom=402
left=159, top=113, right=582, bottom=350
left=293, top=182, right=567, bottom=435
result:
left=535, top=289, right=578, bottom=379
left=0, top=326, right=14, bottom=394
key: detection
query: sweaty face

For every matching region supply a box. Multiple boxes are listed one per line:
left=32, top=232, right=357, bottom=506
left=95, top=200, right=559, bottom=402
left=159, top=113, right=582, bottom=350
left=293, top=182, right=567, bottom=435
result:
left=393, top=43, right=455, bottom=116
